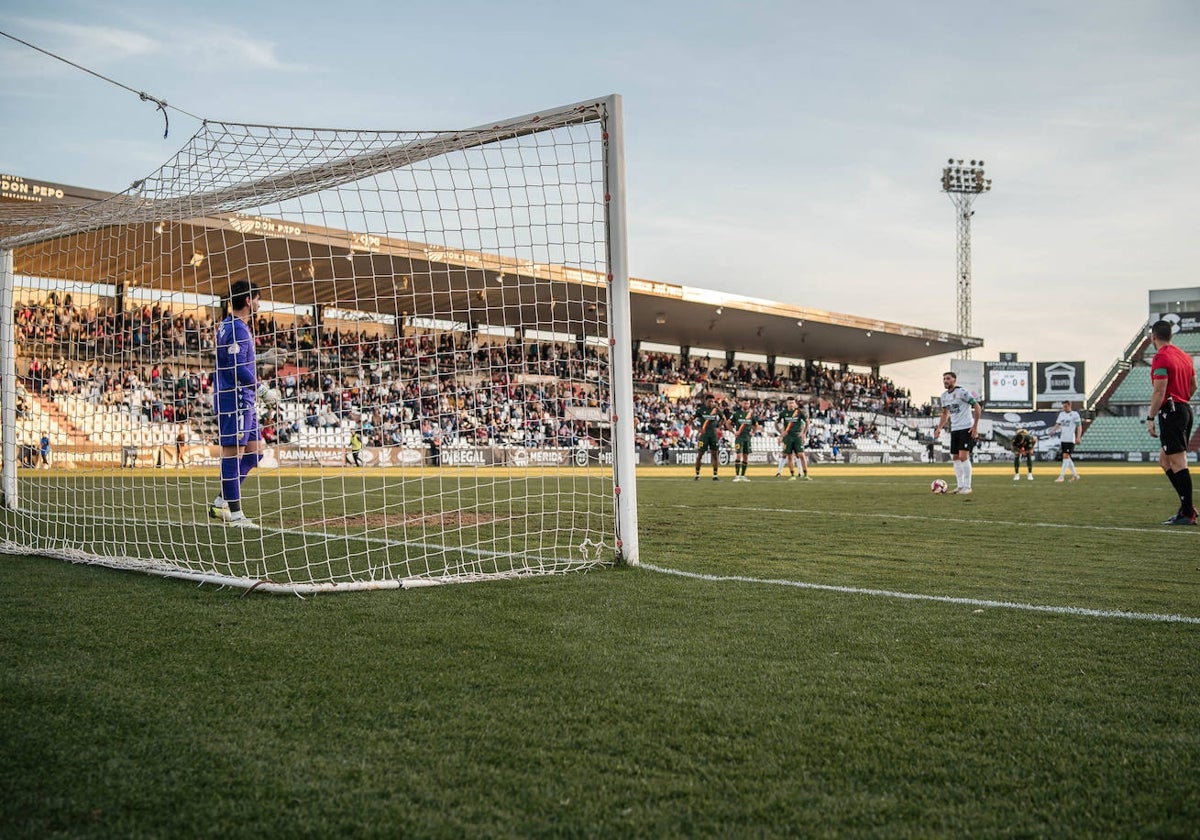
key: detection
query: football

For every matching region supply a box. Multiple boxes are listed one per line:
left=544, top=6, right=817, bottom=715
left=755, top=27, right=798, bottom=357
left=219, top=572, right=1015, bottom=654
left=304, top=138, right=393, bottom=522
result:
left=930, top=478, right=948, bottom=494
left=259, top=386, right=282, bottom=407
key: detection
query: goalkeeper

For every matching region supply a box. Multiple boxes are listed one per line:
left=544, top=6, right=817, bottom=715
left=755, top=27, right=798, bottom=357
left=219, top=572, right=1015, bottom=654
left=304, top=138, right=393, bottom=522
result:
left=209, top=279, right=279, bottom=528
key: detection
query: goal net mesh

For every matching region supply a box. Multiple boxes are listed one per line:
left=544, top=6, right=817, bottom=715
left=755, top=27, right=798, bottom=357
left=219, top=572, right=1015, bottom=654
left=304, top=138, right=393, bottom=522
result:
left=0, top=99, right=624, bottom=592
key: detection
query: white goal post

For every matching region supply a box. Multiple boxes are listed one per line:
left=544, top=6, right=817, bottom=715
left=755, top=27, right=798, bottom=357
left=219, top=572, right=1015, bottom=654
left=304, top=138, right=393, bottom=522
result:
left=0, top=94, right=638, bottom=592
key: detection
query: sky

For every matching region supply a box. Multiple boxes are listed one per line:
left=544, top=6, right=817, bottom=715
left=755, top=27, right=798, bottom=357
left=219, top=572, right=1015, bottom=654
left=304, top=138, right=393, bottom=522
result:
left=2, top=0, right=1198, bottom=401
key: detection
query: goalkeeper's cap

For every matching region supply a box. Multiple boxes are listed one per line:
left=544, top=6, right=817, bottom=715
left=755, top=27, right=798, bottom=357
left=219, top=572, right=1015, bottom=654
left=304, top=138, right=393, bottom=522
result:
left=229, top=279, right=262, bottom=310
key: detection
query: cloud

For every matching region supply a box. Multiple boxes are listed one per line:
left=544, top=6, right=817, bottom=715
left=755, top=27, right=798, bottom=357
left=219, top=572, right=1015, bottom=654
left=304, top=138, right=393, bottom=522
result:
left=179, top=28, right=302, bottom=73
left=12, top=18, right=161, bottom=63
left=4, top=15, right=299, bottom=75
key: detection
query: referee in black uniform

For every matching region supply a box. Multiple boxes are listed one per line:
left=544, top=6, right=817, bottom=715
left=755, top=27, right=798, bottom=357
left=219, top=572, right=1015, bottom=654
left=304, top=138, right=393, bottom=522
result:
left=1147, top=319, right=1198, bottom=525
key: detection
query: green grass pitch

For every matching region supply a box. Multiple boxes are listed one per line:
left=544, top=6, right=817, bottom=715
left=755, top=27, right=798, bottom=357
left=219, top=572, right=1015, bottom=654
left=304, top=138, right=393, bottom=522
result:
left=2, top=465, right=1197, bottom=837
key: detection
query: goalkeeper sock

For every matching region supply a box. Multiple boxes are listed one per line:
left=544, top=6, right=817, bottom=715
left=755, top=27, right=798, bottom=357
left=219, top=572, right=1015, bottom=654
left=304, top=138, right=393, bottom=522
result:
left=220, top=456, right=241, bottom=509
left=239, top=451, right=262, bottom=481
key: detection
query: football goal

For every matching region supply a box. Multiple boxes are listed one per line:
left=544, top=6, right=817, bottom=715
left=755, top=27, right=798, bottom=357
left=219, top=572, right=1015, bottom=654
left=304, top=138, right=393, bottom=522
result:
left=0, top=95, right=639, bottom=593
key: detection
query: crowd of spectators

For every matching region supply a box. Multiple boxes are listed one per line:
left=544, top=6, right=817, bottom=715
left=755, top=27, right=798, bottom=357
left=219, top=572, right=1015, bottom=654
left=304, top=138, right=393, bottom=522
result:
left=16, top=293, right=915, bottom=452
left=15, top=293, right=216, bottom=358
left=634, top=351, right=911, bottom=415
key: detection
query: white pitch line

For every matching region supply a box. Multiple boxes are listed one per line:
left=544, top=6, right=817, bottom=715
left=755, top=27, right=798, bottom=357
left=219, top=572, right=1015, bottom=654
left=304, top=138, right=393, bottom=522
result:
left=639, top=563, right=1200, bottom=625
left=662, top=503, right=1198, bottom=536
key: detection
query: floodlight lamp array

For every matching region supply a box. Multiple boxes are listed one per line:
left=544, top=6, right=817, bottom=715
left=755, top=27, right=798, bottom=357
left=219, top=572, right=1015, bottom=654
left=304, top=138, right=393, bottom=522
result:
left=941, top=158, right=992, bottom=193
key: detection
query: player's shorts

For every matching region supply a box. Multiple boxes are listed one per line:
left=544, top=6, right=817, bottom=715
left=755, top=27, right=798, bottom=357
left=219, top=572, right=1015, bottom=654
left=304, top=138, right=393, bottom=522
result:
left=696, top=435, right=721, bottom=454
left=949, top=428, right=974, bottom=455
left=734, top=437, right=752, bottom=455
left=1059, top=442, right=1076, bottom=457
left=781, top=437, right=804, bottom=456
left=1157, top=402, right=1193, bottom=456
left=216, top=401, right=261, bottom=447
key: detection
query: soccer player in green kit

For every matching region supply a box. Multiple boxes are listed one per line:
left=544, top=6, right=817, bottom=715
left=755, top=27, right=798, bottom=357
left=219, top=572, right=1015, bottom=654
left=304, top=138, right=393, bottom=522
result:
left=729, top=396, right=760, bottom=481
left=777, top=396, right=811, bottom=481
left=693, top=392, right=725, bottom=481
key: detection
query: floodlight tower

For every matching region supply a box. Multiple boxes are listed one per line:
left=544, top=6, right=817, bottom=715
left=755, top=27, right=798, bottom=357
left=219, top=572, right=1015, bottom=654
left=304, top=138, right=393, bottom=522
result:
left=941, top=159, right=992, bottom=358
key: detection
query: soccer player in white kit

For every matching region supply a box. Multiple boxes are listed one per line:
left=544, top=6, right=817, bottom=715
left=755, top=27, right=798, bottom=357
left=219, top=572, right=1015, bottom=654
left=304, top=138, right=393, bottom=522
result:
left=1050, top=399, right=1082, bottom=482
left=933, top=371, right=982, bottom=494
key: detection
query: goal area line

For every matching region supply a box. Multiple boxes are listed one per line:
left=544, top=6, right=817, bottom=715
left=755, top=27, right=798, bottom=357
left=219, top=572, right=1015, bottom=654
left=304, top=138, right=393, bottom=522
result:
left=670, top=503, right=1200, bottom=537
left=639, top=563, right=1200, bottom=625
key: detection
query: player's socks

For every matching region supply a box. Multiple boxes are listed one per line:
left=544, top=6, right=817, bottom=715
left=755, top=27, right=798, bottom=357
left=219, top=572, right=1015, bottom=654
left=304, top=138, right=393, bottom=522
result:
left=221, top=457, right=241, bottom=510
left=239, top=451, right=262, bottom=481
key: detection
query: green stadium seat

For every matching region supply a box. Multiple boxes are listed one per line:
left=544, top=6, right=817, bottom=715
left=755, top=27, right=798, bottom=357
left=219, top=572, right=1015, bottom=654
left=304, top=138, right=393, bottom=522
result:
left=1107, top=372, right=1154, bottom=404
left=1078, top=416, right=1156, bottom=453
left=1169, top=332, right=1200, bottom=354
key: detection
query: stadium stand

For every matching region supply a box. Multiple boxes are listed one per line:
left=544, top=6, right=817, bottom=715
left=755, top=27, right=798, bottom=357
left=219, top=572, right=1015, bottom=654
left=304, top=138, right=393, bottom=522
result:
left=12, top=288, right=937, bottom=465
left=1079, top=311, right=1200, bottom=458
left=1167, top=331, right=1200, bottom=354
left=1076, top=416, right=1150, bottom=454
left=51, top=283, right=1200, bottom=466
left=1105, top=373, right=1153, bottom=405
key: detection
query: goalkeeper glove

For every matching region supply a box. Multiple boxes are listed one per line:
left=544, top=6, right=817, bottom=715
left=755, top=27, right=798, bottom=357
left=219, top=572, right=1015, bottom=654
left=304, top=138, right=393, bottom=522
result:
left=256, top=383, right=281, bottom=407
left=258, top=346, right=289, bottom=367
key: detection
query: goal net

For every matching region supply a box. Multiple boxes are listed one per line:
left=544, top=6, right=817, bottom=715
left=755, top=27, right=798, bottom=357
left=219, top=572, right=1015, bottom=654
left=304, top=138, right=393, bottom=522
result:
left=0, top=95, right=639, bottom=593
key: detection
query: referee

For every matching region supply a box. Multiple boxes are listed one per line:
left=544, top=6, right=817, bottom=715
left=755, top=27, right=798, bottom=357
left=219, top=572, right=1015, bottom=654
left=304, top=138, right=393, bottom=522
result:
left=1147, top=319, right=1198, bottom=525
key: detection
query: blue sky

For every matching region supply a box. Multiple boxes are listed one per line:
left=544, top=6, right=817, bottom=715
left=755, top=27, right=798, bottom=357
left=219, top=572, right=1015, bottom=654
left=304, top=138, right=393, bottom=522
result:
left=3, top=0, right=1198, bottom=400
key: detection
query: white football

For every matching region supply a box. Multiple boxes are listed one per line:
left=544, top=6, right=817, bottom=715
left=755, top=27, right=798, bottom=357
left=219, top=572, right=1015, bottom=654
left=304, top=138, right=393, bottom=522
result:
left=262, top=387, right=282, bottom=406
left=930, top=478, right=948, bottom=494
